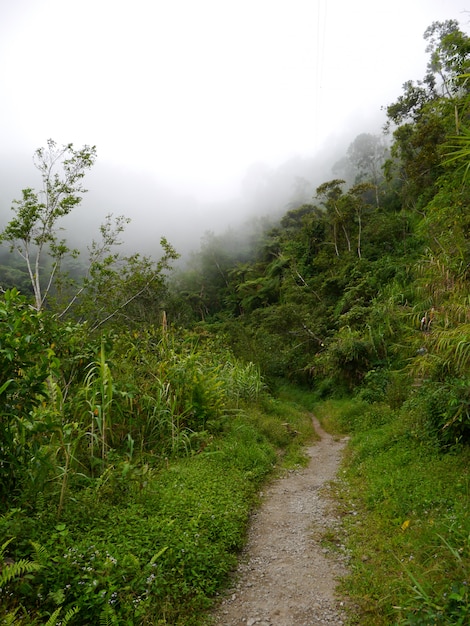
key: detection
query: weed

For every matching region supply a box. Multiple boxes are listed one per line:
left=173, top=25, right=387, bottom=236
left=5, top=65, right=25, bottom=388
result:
left=0, top=397, right=307, bottom=624
left=321, top=398, right=470, bottom=625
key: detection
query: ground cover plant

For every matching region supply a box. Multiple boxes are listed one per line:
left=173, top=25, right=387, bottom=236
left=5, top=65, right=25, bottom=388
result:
left=2, top=17, right=470, bottom=625
left=1, top=425, right=268, bottom=624
left=1, top=405, right=313, bottom=625
left=0, top=291, right=314, bottom=624
left=315, top=399, right=470, bottom=625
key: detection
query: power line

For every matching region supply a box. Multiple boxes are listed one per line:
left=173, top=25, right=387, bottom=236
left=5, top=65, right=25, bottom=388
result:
left=314, top=0, right=327, bottom=147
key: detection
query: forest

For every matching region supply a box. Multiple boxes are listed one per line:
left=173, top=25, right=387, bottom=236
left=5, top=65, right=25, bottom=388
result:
left=1, top=18, right=470, bottom=625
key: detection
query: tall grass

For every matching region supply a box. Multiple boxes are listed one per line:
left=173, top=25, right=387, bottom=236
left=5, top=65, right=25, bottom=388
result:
left=0, top=321, right=318, bottom=623
left=0, top=389, right=314, bottom=624
left=319, top=398, right=470, bottom=625
left=82, top=339, right=114, bottom=460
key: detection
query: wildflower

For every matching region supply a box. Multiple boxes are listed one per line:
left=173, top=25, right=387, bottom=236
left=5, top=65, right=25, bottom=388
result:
left=109, top=591, right=118, bottom=605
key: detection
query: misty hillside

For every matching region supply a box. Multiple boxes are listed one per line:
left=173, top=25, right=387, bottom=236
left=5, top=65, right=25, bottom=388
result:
left=0, top=17, right=470, bottom=626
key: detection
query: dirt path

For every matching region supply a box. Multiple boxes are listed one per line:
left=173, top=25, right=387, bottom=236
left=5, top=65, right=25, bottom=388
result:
left=209, top=417, right=349, bottom=626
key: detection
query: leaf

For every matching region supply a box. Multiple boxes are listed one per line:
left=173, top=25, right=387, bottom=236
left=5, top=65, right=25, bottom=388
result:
left=149, top=545, right=168, bottom=565
left=43, top=608, right=62, bottom=626
left=0, top=558, right=42, bottom=587
left=0, top=379, right=13, bottom=395
left=30, top=540, right=49, bottom=566
left=62, top=607, right=80, bottom=626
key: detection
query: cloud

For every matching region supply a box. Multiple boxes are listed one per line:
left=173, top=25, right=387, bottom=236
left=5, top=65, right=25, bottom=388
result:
left=0, top=0, right=467, bottom=253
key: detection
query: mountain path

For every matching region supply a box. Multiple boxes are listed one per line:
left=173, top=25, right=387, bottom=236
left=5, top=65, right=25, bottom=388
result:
left=208, top=417, right=349, bottom=626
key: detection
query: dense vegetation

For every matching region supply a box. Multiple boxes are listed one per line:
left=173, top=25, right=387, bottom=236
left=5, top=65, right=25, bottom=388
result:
left=1, top=17, right=469, bottom=625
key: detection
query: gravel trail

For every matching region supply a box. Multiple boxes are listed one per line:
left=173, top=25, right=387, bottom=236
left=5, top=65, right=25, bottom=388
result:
left=209, top=417, right=349, bottom=626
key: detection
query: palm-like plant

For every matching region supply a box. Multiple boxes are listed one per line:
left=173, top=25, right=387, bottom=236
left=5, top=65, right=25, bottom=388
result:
left=444, top=124, right=470, bottom=181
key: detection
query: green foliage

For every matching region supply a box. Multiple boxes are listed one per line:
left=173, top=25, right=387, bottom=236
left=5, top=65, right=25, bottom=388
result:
left=2, top=16, right=470, bottom=626
left=0, top=293, right=313, bottom=622
left=0, top=538, right=42, bottom=588
left=0, top=289, right=60, bottom=506
left=0, top=140, right=97, bottom=311
left=67, top=232, right=179, bottom=332
left=0, top=141, right=180, bottom=331
left=82, top=339, right=115, bottom=460
left=444, top=124, right=470, bottom=181
left=318, top=398, right=470, bottom=625
left=0, top=397, right=311, bottom=624
left=423, top=20, right=470, bottom=106
left=405, top=380, right=470, bottom=447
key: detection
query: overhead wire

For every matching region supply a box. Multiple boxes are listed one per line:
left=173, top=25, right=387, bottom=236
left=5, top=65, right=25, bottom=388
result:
left=314, top=0, right=327, bottom=148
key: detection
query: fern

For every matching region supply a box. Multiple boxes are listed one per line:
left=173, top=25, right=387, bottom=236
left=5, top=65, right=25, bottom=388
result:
left=59, top=606, right=79, bottom=626
left=30, top=540, right=50, bottom=566
left=1, top=537, right=14, bottom=555
left=0, top=558, right=42, bottom=587
left=43, top=608, right=62, bottom=626
left=0, top=537, right=42, bottom=595
left=43, top=605, right=79, bottom=626
left=99, top=604, right=118, bottom=626
left=149, top=545, right=168, bottom=565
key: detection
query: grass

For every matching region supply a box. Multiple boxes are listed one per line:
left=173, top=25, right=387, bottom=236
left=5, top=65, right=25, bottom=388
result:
left=311, top=397, right=358, bottom=436
left=15, top=373, right=467, bottom=625
left=314, top=398, right=470, bottom=625
left=257, top=387, right=317, bottom=468
left=0, top=393, right=315, bottom=625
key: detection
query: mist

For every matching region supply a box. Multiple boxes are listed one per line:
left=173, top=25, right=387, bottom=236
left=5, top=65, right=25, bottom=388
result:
left=0, top=108, right=386, bottom=269
left=0, top=0, right=467, bottom=266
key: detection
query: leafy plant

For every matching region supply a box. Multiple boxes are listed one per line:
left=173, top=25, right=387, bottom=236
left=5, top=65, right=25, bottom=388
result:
left=399, top=530, right=470, bottom=625
left=82, top=339, right=115, bottom=460
left=0, top=139, right=97, bottom=311
left=0, top=289, right=59, bottom=508
left=0, top=538, right=42, bottom=588
left=444, top=124, right=470, bottom=181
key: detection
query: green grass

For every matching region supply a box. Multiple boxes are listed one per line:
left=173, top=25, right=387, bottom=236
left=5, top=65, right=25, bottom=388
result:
left=311, top=397, right=359, bottom=436
left=315, top=399, right=470, bottom=625
left=8, top=382, right=467, bottom=625
left=0, top=395, right=315, bottom=625
left=257, top=387, right=317, bottom=467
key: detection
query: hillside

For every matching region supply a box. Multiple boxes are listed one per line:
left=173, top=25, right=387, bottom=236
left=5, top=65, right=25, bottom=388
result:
left=0, top=18, right=469, bottom=625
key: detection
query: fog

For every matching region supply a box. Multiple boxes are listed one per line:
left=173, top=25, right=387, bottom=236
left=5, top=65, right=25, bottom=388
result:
left=0, top=0, right=467, bottom=261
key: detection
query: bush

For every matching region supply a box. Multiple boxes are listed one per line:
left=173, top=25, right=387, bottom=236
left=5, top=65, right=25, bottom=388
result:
left=0, top=396, right=311, bottom=624
left=321, top=396, right=470, bottom=625
left=0, top=289, right=59, bottom=508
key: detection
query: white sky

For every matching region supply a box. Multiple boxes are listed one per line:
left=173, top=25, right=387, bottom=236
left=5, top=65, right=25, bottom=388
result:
left=0, top=0, right=468, bottom=206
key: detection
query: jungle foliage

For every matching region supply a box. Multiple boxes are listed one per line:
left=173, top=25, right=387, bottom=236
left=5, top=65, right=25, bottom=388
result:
left=171, top=19, right=470, bottom=449
left=1, top=17, right=470, bottom=626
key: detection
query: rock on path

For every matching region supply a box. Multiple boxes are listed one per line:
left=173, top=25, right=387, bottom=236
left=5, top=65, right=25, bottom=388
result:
left=209, top=417, right=349, bottom=626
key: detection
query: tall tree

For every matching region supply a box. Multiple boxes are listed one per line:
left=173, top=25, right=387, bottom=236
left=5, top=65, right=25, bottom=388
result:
left=315, top=179, right=347, bottom=256
left=0, top=140, right=96, bottom=310
left=424, top=19, right=470, bottom=131
left=346, top=134, right=388, bottom=206
left=384, top=20, right=470, bottom=208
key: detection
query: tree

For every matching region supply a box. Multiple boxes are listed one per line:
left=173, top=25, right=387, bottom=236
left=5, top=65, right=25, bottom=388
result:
left=344, top=182, right=375, bottom=259
left=315, top=179, right=347, bottom=256
left=0, top=141, right=180, bottom=329
left=74, top=235, right=179, bottom=331
left=0, top=139, right=97, bottom=311
left=384, top=20, right=470, bottom=208
left=424, top=20, right=470, bottom=126
left=346, top=134, right=389, bottom=206
left=385, top=21, right=469, bottom=130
